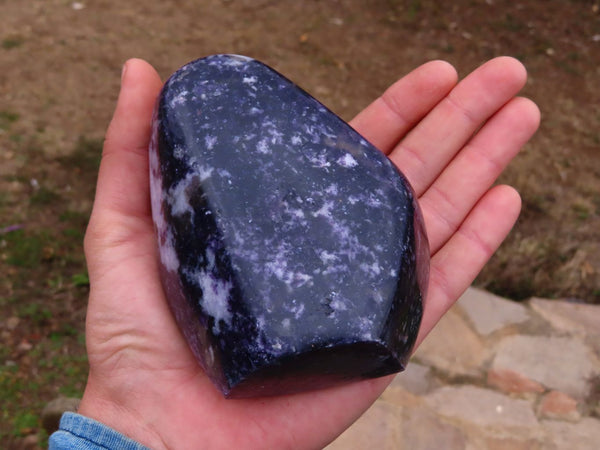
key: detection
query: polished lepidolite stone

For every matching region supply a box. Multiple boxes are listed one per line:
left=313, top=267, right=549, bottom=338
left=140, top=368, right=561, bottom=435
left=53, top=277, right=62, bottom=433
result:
left=149, top=54, right=429, bottom=398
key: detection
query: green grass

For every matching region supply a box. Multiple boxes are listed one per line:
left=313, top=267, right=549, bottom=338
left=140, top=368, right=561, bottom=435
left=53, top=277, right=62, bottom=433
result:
left=1, top=36, right=24, bottom=50
left=572, top=202, right=591, bottom=220
left=17, top=302, right=52, bottom=325
left=0, top=295, right=18, bottom=307
left=71, top=272, right=89, bottom=287
left=4, top=229, right=52, bottom=268
left=30, top=186, right=61, bottom=206
left=59, top=209, right=89, bottom=225
left=406, top=0, right=421, bottom=21
left=59, top=136, right=103, bottom=172
left=1, top=339, right=88, bottom=441
left=0, top=365, right=41, bottom=437
left=0, top=191, right=11, bottom=207
left=12, top=412, right=38, bottom=437
left=498, top=13, right=525, bottom=32
left=0, top=110, right=19, bottom=130
left=63, top=227, right=85, bottom=240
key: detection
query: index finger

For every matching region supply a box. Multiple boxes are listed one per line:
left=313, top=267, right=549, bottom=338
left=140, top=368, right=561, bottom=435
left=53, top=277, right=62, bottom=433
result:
left=350, top=60, right=458, bottom=153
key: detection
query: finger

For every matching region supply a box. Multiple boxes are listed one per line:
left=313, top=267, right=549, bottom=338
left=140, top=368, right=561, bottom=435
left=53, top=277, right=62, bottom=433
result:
left=85, top=59, right=162, bottom=276
left=420, top=97, right=540, bottom=254
left=93, top=58, right=163, bottom=220
left=415, top=185, right=521, bottom=347
left=350, top=60, right=458, bottom=153
left=390, top=57, right=528, bottom=195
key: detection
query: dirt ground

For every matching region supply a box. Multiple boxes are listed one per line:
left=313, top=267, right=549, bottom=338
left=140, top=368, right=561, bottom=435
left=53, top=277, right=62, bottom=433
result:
left=1, top=0, right=599, bottom=446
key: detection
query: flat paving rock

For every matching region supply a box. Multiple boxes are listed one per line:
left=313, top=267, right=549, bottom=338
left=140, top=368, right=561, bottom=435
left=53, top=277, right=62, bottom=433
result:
left=530, top=298, right=600, bottom=334
left=541, top=417, right=600, bottom=450
left=380, top=385, right=423, bottom=408
left=480, top=436, right=544, bottom=450
left=530, top=297, right=600, bottom=355
left=390, top=362, right=435, bottom=395
left=537, top=390, right=580, bottom=422
left=401, top=406, right=467, bottom=450
left=492, top=335, right=598, bottom=398
left=487, top=368, right=545, bottom=395
left=413, top=307, right=488, bottom=377
left=325, top=400, right=404, bottom=450
left=457, top=287, right=530, bottom=335
left=424, top=385, right=538, bottom=431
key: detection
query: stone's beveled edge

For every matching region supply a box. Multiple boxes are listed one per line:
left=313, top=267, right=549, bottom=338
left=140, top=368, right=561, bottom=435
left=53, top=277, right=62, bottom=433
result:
left=224, top=340, right=403, bottom=398
left=150, top=54, right=431, bottom=396
left=411, top=188, right=430, bottom=308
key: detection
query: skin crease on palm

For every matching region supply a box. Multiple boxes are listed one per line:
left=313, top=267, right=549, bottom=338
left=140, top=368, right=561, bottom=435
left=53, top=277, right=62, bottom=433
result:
left=76, top=56, right=540, bottom=449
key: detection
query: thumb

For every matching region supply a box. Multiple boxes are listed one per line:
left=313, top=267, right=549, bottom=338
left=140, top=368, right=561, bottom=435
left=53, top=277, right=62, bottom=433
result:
left=84, top=59, right=163, bottom=275
left=93, top=58, right=163, bottom=220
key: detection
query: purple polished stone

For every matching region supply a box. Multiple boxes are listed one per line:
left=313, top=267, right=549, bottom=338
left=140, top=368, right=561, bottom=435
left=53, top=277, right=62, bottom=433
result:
left=149, top=54, right=429, bottom=398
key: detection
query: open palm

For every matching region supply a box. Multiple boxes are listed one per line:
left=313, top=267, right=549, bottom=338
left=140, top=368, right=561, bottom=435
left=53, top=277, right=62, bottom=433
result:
left=79, top=57, right=539, bottom=449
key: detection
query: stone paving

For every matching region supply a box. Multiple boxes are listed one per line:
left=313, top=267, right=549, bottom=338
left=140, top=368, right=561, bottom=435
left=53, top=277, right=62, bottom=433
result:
left=327, top=287, right=600, bottom=450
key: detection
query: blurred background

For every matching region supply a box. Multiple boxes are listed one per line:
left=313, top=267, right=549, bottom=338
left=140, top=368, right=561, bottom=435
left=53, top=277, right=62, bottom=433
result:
left=1, top=0, right=598, bottom=446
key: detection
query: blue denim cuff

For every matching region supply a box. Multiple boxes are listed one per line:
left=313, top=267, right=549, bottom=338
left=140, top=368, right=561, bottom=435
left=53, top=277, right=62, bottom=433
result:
left=48, top=412, right=150, bottom=450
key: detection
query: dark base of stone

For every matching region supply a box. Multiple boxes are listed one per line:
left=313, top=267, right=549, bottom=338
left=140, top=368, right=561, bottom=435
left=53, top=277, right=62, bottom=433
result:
left=226, top=342, right=401, bottom=398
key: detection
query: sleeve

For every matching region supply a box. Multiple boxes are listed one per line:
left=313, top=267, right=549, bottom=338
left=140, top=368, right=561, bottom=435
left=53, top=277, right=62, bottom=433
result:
left=48, top=412, right=151, bottom=450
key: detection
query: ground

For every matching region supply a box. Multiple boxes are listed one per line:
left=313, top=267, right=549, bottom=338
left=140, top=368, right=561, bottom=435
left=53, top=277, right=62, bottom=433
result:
left=0, top=0, right=599, bottom=447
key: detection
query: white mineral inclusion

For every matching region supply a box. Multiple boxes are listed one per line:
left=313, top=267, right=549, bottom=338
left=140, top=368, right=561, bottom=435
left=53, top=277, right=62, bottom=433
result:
left=169, top=90, right=189, bottom=108
left=159, top=230, right=180, bottom=273
left=205, top=135, right=218, bottom=150
left=319, top=250, right=338, bottom=265
left=358, top=317, right=375, bottom=339
left=325, top=183, right=339, bottom=195
left=329, top=296, right=348, bottom=312
left=312, top=200, right=335, bottom=219
left=194, top=270, right=233, bottom=333
left=308, top=153, right=331, bottom=168
left=337, top=153, right=358, bottom=168
left=264, top=246, right=313, bottom=288
left=256, top=139, right=271, bottom=154
left=292, top=303, right=305, bottom=319
left=166, top=168, right=213, bottom=217
left=149, top=121, right=180, bottom=273
left=179, top=248, right=233, bottom=334
left=360, top=261, right=382, bottom=276
left=168, top=179, right=194, bottom=217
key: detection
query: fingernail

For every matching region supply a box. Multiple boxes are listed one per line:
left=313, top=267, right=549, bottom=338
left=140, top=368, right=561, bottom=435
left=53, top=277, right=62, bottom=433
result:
left=121, top=61, right=128, bottom=83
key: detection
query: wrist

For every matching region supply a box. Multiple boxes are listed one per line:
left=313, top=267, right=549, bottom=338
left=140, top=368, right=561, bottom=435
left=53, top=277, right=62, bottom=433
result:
left=78, top=375, right=168, bottom=450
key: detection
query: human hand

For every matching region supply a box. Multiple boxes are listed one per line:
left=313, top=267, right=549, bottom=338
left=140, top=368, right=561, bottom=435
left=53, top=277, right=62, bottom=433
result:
left=79, top=57, right=539, bottom=449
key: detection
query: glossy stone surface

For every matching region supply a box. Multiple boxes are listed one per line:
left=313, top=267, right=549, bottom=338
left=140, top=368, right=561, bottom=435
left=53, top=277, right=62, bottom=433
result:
left=149, top=54, right=429, bottom=398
